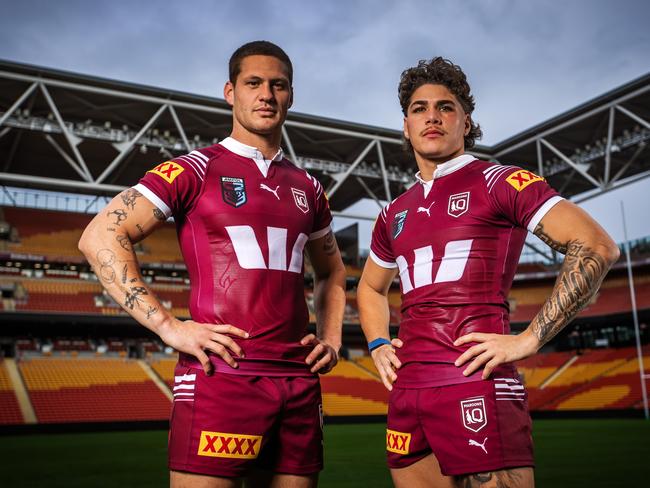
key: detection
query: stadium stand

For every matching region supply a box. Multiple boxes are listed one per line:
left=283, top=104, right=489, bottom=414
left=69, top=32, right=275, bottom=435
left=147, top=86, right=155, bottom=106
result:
left=320, top=359, right=388, bottom=416
left=0, top=360, right=24, bottom=424
left=18, top=358, right=171, bottom=423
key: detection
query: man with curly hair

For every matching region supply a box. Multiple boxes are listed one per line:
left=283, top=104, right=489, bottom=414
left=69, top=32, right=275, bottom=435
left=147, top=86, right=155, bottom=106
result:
left=357, top=57, right=619, bottom=487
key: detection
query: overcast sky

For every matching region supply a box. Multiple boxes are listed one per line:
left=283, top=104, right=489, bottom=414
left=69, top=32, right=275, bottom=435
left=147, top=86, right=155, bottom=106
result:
left=1, top=0, right=649, bottom=245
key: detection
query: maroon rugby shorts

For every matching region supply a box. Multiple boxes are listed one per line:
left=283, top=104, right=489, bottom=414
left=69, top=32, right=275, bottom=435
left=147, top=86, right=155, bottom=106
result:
left=168, top=364, right=323, bottom=477
left=386, top=377, right=534, bottom=476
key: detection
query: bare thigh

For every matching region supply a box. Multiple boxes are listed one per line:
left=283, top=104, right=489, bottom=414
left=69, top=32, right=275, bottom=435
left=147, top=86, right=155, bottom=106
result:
left=454, top=467, right=534, bottom=488
left=390, top=454, right=534, bottom=488
left=390, top=453, right=455, bottom=488
left=170, top=470, right=242, bottom=488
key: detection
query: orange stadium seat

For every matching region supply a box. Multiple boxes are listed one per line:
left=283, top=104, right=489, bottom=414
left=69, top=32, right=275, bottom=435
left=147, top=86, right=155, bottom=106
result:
left=19, top=358, right=171, bottom=423
left=0, top=360, right=24, bottom=425
left=320, top=359, right=388, bottom=416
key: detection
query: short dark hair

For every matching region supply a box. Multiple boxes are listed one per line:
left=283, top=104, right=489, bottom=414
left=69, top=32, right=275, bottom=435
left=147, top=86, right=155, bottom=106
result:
left=229, top=40, right=293, bottom=85
left=398, top=57, right=482, bottom=149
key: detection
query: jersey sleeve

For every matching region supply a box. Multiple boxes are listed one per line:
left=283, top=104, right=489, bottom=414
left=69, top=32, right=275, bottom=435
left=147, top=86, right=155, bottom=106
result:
left=306, top=172, right=333, bottom=240
left=133, top=158, right=203, bottom=218
left=487, top=166, right=564, bottom=232
left=369, top=206, right=397, bottom=269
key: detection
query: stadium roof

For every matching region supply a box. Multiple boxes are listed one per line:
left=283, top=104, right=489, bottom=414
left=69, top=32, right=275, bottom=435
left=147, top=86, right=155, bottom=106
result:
left=0, top=59, right=648, bottom=214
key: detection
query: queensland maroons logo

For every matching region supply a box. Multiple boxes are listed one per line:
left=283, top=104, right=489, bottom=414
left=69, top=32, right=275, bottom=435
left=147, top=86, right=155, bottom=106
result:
left=392, top=210, right=408, bottom=239
left=221, top=176, right=247, bottom=207
left=460, top=397, right=487, bottom=433
left=448, top=192, right=470, bottom=218
left=291, top=187, right=309, bottom=213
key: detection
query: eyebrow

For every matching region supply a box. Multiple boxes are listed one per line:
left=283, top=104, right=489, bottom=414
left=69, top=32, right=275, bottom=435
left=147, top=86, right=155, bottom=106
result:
left=410, top=99, right=456, bottom=108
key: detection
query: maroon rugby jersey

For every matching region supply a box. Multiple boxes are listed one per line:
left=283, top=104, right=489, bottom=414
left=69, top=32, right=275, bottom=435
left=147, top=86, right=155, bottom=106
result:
left=370, top=154, right=563, bottom=388
left=134, top=137, right=332, bottom=375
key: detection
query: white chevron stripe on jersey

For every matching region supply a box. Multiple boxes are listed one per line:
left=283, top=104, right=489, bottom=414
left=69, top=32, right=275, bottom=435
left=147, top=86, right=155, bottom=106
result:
left=177, top=156, right=205, bottom=180
left=190, top=150, right=209, bottom=162
left=185, top=153, right=207, bottom=172
left=174, top=373, right=197, bottom=382
left=487, top=167, right=517, bottom=193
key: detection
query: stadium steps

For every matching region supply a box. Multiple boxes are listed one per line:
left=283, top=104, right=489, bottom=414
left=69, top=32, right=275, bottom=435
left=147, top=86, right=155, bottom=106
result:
left=535, top=351, right=641, bottom=410
left=137, top=360, right=172, bottom=401
left=3, top=359, right=36, bottom=423
left=540, top=355, right=579, bottom=389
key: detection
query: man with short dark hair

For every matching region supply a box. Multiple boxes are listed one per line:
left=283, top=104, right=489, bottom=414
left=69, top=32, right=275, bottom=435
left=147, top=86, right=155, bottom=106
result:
left=357, top=57, right=619, bottom=487
left=79, top=40, right=346, bottom=488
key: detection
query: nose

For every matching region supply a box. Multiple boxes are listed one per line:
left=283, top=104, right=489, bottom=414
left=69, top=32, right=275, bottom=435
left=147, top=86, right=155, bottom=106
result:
left=258, top=82, right=275, bottom=103
left=425, top=107, right=442, bottom=125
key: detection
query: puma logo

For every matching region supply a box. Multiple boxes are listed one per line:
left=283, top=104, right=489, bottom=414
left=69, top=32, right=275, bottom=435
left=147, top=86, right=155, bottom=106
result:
left=468, top=437, right=488, bottom=454
left=260, top=183, right=280, bottom=200
left=417, top=201, right=435, bottom=217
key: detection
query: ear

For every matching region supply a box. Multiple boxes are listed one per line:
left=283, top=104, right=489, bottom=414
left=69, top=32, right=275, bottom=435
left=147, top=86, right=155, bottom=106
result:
left=224, top=81, right=235, bottom=107
left=403, top=117, right=410, bottom=141
left=464, top=114, right=471, bottom=136
left=288, top=86, right=294, bottom=109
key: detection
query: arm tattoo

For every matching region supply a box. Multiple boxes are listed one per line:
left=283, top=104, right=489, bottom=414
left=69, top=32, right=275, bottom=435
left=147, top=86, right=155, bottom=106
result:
left=136, top=224, right=145, bottom=234
left=107, top=209, right=128, bottom=226
left=116, top=234, right=131, bottom=251
left=323, top=231, right=337, bottom=256
left=533, top=222, right=567, bottom=254
left=124, top=286, right=148, bottom=310
left=121, top=264, right=128, bottom=284
left=153, top=208, right=166, bottom=221
left=532, top=239, right=610, bottom=345
left=457, top=468, right=525, bottom=487
left=145, top=305, right=159, bottom=319
left=96, top=249, right=116, bottom=284
left=120, top=188, right=142, bottom=210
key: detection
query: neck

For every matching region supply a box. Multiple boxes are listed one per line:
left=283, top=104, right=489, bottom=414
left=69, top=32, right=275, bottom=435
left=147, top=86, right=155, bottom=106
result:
left=229, top=126, right=282, bottom=160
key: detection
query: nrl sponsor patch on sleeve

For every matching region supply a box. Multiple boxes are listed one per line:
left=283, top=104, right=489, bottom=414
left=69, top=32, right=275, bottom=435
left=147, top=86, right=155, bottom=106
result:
left=505, top=169, right=544, bottom=192
left=147, top=161, right=185, bottom=184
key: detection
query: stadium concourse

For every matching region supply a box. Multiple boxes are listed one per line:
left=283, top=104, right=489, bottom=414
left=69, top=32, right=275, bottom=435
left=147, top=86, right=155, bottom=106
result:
left=0, top=61, right=649, bottom=429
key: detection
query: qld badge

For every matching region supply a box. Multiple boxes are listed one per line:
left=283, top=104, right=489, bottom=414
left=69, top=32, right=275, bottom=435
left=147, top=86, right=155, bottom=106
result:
left=221, top=176, right=247, bottom=208
left=392, top=210, right=408, bottom=239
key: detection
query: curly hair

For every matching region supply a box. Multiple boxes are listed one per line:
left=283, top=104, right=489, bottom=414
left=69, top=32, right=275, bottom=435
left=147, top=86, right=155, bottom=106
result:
left=398, top=57, right=482, bottom=149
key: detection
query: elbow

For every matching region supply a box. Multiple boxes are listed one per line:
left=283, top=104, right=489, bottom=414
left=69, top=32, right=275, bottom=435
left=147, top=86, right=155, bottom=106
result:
left=605, top=241, right=620, bottom=265
left=78, top=225, right=94, bottom=259
left=595, top=234, right=620, bottom=266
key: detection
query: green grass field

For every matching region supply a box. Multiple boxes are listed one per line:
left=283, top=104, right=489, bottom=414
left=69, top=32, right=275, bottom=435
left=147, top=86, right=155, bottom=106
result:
left=0, top=419, right=648, bottom=487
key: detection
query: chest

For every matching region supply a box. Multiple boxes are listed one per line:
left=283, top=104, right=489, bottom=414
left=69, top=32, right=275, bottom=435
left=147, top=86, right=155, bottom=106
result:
left=191, top=165, right=315, bottom=234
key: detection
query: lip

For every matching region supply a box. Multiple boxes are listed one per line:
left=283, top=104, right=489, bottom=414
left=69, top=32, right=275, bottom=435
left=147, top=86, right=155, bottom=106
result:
left=255, top=107, right=277, bottom=115
left=421, top=128, right=444, bottom=137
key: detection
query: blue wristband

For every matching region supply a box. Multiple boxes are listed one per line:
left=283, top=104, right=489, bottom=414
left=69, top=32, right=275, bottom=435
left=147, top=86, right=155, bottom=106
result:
left=368, top=338, right=391, bottom=353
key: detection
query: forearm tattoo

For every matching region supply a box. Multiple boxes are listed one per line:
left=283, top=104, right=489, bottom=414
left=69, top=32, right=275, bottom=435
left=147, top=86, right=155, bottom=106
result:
left=532, top=239, right=610, bottom=346
left=96, top=249, right=117, bottom=284
left=534, top=222, right=567, bottom=254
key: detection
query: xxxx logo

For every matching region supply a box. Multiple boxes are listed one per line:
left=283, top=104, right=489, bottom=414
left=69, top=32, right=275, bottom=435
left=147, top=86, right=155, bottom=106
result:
left=197, top=431, right=262, bottom=459
left=147, top=161, right=184, bottom=184
left=505, top=169, right=544, bottom=192
left=386, top=429, right=411, bottom=455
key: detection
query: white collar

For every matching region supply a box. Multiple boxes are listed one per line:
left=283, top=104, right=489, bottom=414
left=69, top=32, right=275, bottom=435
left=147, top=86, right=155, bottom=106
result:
left=414, top=154, right=475, bottom=198
left=414, top=153, right=476, bottom=185
left=219, top=137, right=284, bottom=177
